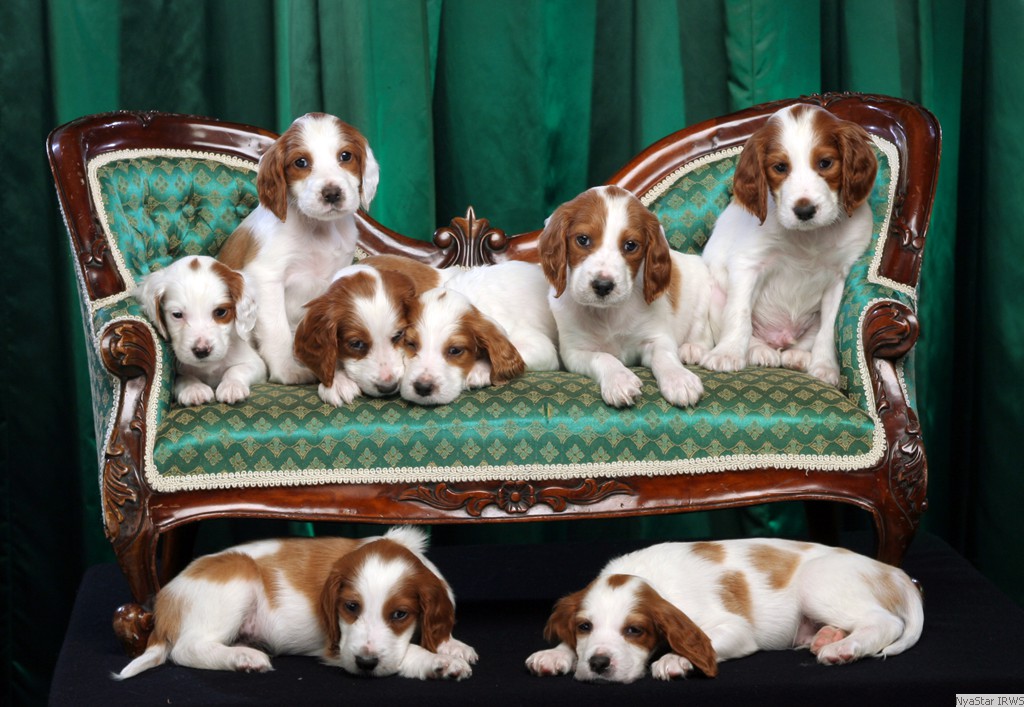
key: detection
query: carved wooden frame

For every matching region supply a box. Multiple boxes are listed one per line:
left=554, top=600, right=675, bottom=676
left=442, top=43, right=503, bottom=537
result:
left=47, top=93, right=937, bottom=656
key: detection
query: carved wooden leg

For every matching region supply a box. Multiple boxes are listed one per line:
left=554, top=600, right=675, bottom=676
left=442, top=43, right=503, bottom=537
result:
left=113, top=603, right=155, bottom=658
left=158, top=524, right=198, bottom=586
left=111, top=526, right=161, bottom=657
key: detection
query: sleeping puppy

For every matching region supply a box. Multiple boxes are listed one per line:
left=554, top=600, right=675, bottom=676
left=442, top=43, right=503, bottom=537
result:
left=526, top=539, right=923, bottom=683
left=136, top=255, right=265, bottom=406
left=701, top=104, right=878, bottom=385
left=115, top=527, right=477, bottom=680
left=539, top=185, right=713, bottom=408
left=219, top=113, right=380, bottom=385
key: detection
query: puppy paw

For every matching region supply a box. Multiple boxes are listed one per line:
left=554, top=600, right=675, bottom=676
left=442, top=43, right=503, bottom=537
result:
left=216, top=380, right=251, bottom=404
left=658, top=368, right=704, bottom=408
left=427, top=654, right=473, bottom=681
left=809, top=625, right=848, bottom=655
left=525, top=648, right=574, bottom=677
left=807, top=361, right=840, bottom=387
left=780, top=348, right=811, bottom=372
left=650, top=653, right=694, bottom=680
left=600, top=369, right=643, bottom=407
left=270, top=362, right=317, bottom=385
left=467, top=360, right=493, bottom=389
left=318, top=376, right=361, bottom=407
left=748, top=343, right=782, bottom=368
left=678, top=342, right=707, bottom=366
left=230, top=647, right=273, bottom=673
left=176, top=381, right=215, bottom=406
left=815, top=636, right=863, bottom=665
left=701, top=346, right=746, bottom=373
left=437, top=638, right=479, bottom=665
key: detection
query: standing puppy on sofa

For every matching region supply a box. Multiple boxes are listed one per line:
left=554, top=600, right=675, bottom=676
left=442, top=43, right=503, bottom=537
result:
left=539, top=185, right=713, bottom=408
left=701, top=104, right=878, bottom=385
left=219, top=113, right=380, bottom=384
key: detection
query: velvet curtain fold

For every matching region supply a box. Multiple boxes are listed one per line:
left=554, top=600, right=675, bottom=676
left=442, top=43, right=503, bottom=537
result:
left=4, top=0, right=1019, bottom=702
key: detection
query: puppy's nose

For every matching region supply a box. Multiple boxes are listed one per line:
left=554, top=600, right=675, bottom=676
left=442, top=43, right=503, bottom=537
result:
left=192, top=344, right=212, bottom=359
left=322, top=184, right=343, bottom=205
left=589, top=654, right=611, bottom=675
left=591, top=278, right=616, bottom=297
left=793, top=202, right=817, bottom=221
left=376, top=381, right=398, bottom=396
left=413, top=379, right=435, bottom=397
left=355, top=655, right=379, bottom=673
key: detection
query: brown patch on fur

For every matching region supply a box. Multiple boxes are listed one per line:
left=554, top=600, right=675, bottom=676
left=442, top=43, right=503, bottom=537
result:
left=811, top=108, right=878, bottom=215
left=360, top=254, right=442, bottom=294
left=217, top=225, right=260, bottom=270
left=542, top=584, right=591, bottom=650
left=869, top=569, right=905, bottom=615
left=635, top=581, right=718, bottom=678
left=719, top=571, right=753, bottom=622
left=606, top=573, right=634, bottom=589
left=691, top=541, right=726, bottom=564
left=458, top=307, right=525, bottom=384
left=749, top=544, right=801, bottom=590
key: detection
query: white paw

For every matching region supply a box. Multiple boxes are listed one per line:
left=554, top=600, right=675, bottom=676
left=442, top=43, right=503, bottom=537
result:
left=807, top=361, right=840, bottom=387
left=467, top=360, right=493, bottom=389
left=230, top=647, right=273, bottom=673
left=701, top=346, right=746, bottom=372
left=437, top=638, right=479, bottom=665
left=815, top=637, right=863, bottom=665
left=650, top=653, right=694, bottom=680
left=600, top=369, right=643, bottom=407
left=678, top=342, right=707, bottom=366
left=216, top=379, right=250, bottom=404
left=427, top=654, right=473, bottom=681
left=748, top=343, right=782, bottom=368
left=270, top=361, right=317, bottom=385
left=318, top=376, right=361, bottom=407
left=525, top=648, right=574, bottom=677
left=658, top=368, right=704, bottom=407
left=176, top=381, right=214, bottom=406
left=780, top=349, right=812, bottom=372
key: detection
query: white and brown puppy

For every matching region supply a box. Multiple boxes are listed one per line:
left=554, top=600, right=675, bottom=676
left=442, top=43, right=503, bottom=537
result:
left=701, top=104, right=878, bottom=385
left=219, top=112, right=380, bottom=385
left=526, top=539, right=922, bottom=683
left=115, top=527, right=477, bottom=680
left=137, top=255, right=265, bottom=406
left=539, top=185, right=713, bottom=408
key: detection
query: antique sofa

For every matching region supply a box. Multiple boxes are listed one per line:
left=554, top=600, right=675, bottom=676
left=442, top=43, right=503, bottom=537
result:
left=47, top=93, right=937, bottom=656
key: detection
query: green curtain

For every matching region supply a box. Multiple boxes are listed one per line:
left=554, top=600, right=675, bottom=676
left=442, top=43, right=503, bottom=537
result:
left=4, top=0, right=1021, bottom=702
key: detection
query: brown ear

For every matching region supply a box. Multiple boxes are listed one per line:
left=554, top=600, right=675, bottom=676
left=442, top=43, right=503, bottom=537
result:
left=378, top=270, right=418, bottom=320
left=293, top=295, right=341, bottom=385
left=642, top=218, right=673, bottom=304
left=836, top=121, right=878, bottom=215
left=542, top=588, right=586, bottom=649
left=641, top=584, right=718, bottom=678
left=732, top=128, right=770, bottom=224
left=471, top=311, right=525, bottom=384
left=415, top=566, right=457, bottom=652
left=318, top=558, right=353, bottom=657
left=256, top=136, right=290, bottom=222
left=538, top=208, right=570, bottom=297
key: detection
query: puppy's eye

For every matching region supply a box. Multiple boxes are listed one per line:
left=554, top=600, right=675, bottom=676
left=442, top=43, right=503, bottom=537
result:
left=391, top=329, right=405, bottom=344
left=294, top=157, right=309, bottom=169
left=390, top=609, right=409, bottom=622
left=624, top=625, right=644, bottom=637
left=344, top=601, right=360, bottom=614
left=622, top=240, right=639, bottom=253
left=170, top=311, right=184, bottom=320
left=347, top=339, right=367, bottom=352
left=404, top=339, right=419, bottom=353
left=447, top=346, right=465, bottom=357
left=575, top=234, right=591, bottom=248
left=817, top=157, right=834, bottom=170
left=340, top=151, right=353, bottom=163
left=577, top=621, right=592, bottom=634
left=772, top=162, right=789, bottom=174
left=213, top=307, right=229, bottom=319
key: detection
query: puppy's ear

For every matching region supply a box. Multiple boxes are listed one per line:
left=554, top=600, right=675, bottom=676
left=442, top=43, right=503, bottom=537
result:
left=136, top=269, right=170, bottom=340
left=543, top=588, right=586, bottom=649
left=732, top=126, right=770, bottom=224
left=415, top=564, right=457, bottom=653
left=359, top=144, right=381, bottom=211
left=470, top=311, right=525, bottom=384
left=293, top=295, right=341, bottom=386
left=379, top=270, right=418, bottom=325
left=538, top=206, right=570, bottom=298
left=642, top=220, right=673, bottom=304
left=640, top=583, right=718, bottom=678
left=212, top=261, right=257, bottom=340
left=836, top=121, right=878, bottom=215
left=256, top=134, right=290, bottom=222
left=318, top=557, right=354, bottom=659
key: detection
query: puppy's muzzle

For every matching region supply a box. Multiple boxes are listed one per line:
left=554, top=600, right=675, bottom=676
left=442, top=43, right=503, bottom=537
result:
left=355, top=655, right=379, bottom=673
left=413, top=378, right=435, bottom=398
left=588, top=653, right=611, bottom=675
left=793, top=200, right=817, bottom=222
left=591, top=278, right=616, bottom=298
left=321, top=184, right=343, bottom=206
left=191, top=344, right=213, bottom=359
left=376, top=381, right=399, bottom=396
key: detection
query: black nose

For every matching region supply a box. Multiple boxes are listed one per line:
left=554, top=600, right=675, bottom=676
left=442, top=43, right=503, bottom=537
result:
left=413, top=380, right=435, bottom=397
left=355, top=655, right=379, bottom=673
left=192, top=345, right=212, bottom=359
left=589, top=654, right=611, bottom=675
left=376, top=381, right=398, bottom=396
left=591, top=278, right=615, bottom=297
left=793, top=203, right=817, bottom=221
left=322, top=185, right=342, bottom=205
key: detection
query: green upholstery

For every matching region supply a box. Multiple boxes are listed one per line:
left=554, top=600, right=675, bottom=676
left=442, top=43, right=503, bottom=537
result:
left=85, top=139, right=914, bottom=493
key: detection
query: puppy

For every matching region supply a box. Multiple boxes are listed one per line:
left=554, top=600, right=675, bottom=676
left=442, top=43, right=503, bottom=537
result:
left=539, top=185, right=713, bottom=408
left=701, top=104, right=878, bottom=385
left=526, top=539, right=923, bottom=683
left=219, top=113, right=380, bottom=385
left=136, top=255, right=265, bottom=406
left=115, top=527, right=477, bottom=680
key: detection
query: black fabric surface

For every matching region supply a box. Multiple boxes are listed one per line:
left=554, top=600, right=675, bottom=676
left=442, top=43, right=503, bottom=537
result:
left=50, top=532, right=1024, bottom=705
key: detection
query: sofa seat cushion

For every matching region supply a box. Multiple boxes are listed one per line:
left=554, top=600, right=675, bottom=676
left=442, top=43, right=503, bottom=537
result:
left=147, top=368, right=880, bottom=492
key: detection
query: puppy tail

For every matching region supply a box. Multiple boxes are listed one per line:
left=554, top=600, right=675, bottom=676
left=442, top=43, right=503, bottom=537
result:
left=880, top=574, right=925, bottom=657
left=111, top=641, right=170, bottom=680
